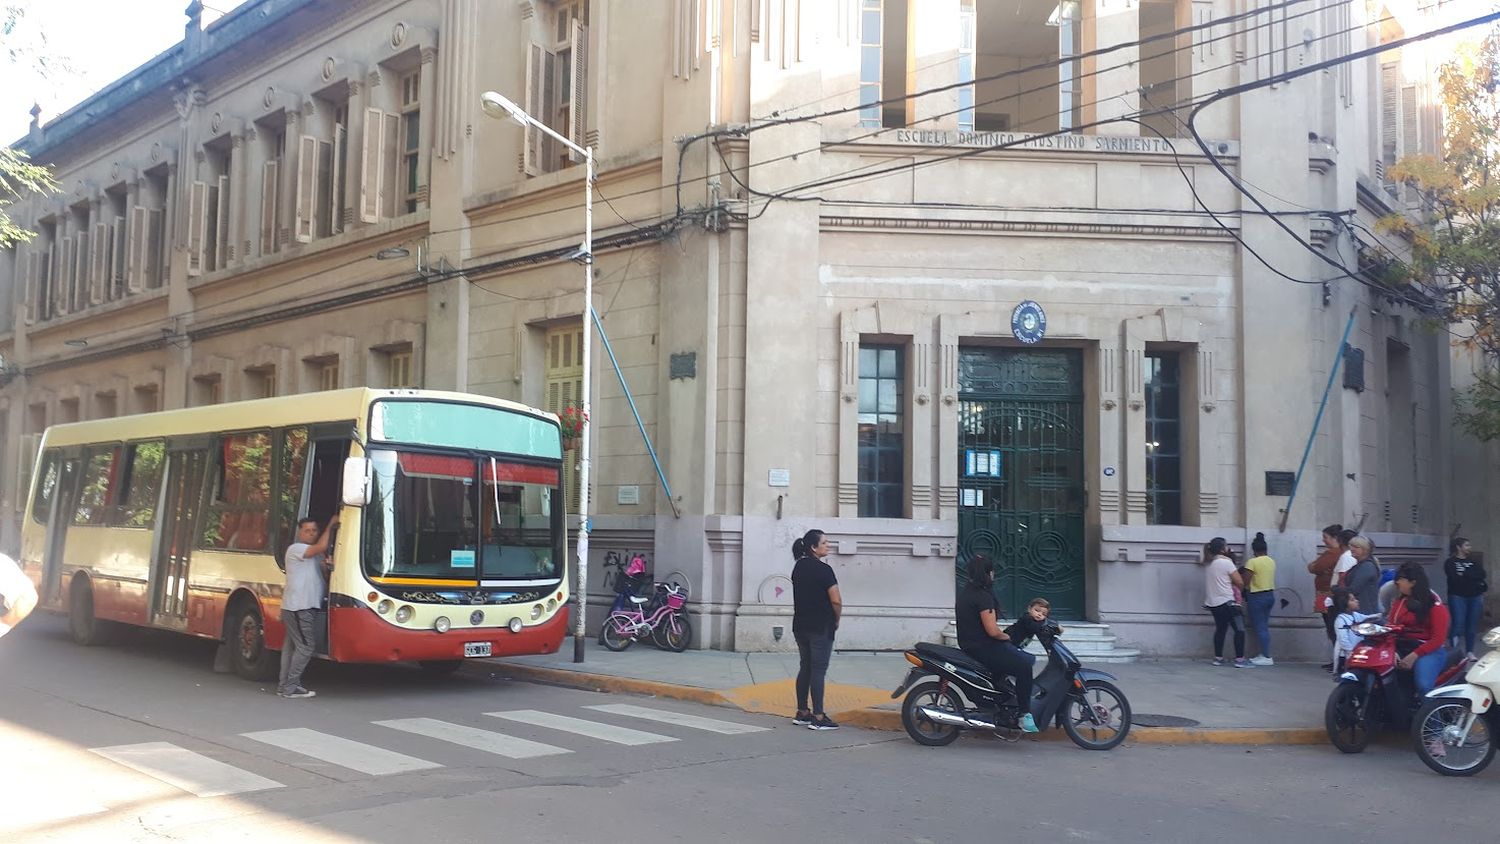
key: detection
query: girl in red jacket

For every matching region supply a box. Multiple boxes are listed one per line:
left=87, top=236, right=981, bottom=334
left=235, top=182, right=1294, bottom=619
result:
left=1387, top=562, right=1451, bottom=695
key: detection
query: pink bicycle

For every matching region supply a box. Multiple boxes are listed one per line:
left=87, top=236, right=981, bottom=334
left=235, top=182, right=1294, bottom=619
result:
left=600, top=583, right=692, bottom=652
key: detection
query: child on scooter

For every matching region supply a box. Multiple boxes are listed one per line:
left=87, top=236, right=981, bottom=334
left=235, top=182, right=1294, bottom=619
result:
left=1331, top=588, right=1380, bottom=675
left=1004, top=597, right=1061, bottom=647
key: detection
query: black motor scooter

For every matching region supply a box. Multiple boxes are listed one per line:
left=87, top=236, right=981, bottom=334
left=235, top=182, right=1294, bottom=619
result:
left=890, top=621, right=1132, bottom=750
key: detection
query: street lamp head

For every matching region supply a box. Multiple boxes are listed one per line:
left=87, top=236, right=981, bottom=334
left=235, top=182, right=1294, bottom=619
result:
left=480, top=91, right=530, bottom=127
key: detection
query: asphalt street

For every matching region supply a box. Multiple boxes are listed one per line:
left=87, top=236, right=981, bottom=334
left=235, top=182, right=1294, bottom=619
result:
left=1, top=614, right=1494, bottom=843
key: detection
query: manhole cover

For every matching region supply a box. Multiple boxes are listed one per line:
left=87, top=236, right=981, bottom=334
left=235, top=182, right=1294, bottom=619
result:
left=1133, top=714, right=1201, bottom=728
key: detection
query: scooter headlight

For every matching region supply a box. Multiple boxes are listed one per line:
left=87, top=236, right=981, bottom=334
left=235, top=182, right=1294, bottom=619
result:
left=1483, top=626, right=1500, bottom=648
left=1353, top=622, right=1390, bottom=637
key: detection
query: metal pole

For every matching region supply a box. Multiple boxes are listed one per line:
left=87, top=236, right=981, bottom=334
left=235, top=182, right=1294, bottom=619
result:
left=573, top=147, right=594, bottom=663
left=1278, top=306, right=1357, bottom=533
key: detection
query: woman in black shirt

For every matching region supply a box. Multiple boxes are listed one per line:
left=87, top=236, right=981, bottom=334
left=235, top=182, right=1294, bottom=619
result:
left=1444, top=536, right=1488, bottom=658
left=791, top=529, right=842, bottom=731
left=956, top=555, right=1039, bottom=733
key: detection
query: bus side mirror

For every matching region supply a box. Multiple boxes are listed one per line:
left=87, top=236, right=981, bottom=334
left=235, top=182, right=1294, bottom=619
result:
left=341, top=456, right=371, bottom=506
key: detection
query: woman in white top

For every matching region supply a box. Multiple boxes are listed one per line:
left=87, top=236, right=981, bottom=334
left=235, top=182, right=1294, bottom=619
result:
left=1203, top=537, right=1251, bottom=668
left=1331, top=528, right=1358, bottom=587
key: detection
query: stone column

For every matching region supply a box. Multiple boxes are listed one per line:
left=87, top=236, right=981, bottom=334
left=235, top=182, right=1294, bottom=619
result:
left=1081, top=0, right=1140, bottom=134
left=229, top=130, right=247, bottom=267
left=417, top=47, right=438, bottom=210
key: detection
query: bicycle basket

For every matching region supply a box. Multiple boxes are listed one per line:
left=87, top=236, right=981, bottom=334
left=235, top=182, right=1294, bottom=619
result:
left=665, top=591, right=686, bottom=610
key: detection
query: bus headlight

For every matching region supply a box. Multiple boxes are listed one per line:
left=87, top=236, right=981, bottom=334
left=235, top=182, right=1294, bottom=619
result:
left=531, top=604, right=544, bottom=620
left=547, top=599, right=556, bottom=613
left=377, top=599, right=393, bottom=615
left=395, top=605, right=414, bottom=623
left=508, top=617, right=524, bottom=634
left=434, top=616, right=451, bottom=633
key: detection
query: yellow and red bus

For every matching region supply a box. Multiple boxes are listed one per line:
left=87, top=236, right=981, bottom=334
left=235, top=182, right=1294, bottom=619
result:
left=18, top=388, right=569, bottom=679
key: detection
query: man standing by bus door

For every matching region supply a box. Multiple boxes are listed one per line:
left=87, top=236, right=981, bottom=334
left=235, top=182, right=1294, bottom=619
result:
left=279, top=515, right=339, bottom=699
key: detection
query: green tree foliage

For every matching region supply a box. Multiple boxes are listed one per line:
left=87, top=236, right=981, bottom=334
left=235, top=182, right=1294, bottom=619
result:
left=1382, top=30, right=1500, bottom=440
left=1, top=5, right=61, bottom=246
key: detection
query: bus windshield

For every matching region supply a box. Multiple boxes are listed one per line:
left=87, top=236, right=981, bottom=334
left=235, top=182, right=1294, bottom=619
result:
left=363, top=450, right=563, bottom=583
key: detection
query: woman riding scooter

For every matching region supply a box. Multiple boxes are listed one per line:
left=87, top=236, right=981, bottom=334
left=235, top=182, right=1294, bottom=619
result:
left=955, top=555, right=1038, bottom=733
left=1387, top=563, right=1451, bottom=696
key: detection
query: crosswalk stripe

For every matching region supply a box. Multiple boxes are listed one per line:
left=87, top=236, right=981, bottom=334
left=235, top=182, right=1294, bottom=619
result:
left=485, top=710, right=678, bottom=745
left=241, top=728, right=441, bottom=775
left=583, top=704, right=770, bottom=735
left=90, top=742, right=283, bottom=797
left=375, top=718, right=572, bottom=759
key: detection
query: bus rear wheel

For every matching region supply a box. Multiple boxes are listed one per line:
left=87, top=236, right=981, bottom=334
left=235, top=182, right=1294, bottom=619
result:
left=229, top=601, right=279, bottom=682
left=68, top=578, right=116, bottom=647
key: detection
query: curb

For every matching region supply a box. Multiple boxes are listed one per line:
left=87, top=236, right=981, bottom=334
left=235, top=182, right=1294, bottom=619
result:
left=472, top=660, right=1329, bottom=747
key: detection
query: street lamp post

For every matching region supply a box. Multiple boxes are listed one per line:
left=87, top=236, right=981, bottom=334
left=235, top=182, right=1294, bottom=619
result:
left=481, top=90, right=594, bottom=664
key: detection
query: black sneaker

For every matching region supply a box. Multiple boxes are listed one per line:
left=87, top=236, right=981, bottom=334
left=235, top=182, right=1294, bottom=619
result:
left=807, top=714, right=839, bottom=731
left=279, top=687, right=316, bottom=699
left=792, top=711, right=812, bottom=726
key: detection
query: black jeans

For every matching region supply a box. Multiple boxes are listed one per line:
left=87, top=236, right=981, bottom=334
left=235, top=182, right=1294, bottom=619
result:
left=795, top=630, right=834, bottom=714
left=961, top=638, right=1035, bottom=709
left=1209, top=602, right=1245, bottom=658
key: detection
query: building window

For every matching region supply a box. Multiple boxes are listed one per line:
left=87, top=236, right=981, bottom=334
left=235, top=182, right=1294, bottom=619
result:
left=319, top=359, right=341, bottom=392
left=192, top=376, right=222, bottom=407
left=971, top=0, right=1080, bottom=133
left=858, top=345, right=905, bottom=518
left=523, top=0, right=589, bottom=175
left=958, top=0, right=976, bottom=131
left=246, top=367, right=277, bottom=399
left=544, top=324, right=584, bottom=510
left=859, top=0, right=911, bottom=129
left=1144, top=352, right=1181, bottom=526
left=388, top=349, right=414, bottom=388
left=399, top=71, right=422, bottom=213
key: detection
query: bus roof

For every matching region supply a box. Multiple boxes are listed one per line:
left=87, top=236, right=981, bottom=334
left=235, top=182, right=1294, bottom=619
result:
left=39, top=389, right=557, bottom=448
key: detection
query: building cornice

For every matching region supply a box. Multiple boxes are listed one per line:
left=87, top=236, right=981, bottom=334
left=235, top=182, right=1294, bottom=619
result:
left=817, top=214, right=1236, bottom=241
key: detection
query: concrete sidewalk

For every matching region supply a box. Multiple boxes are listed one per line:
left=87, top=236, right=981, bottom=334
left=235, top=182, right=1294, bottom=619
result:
left=469, top=643, right=1341, bottom=745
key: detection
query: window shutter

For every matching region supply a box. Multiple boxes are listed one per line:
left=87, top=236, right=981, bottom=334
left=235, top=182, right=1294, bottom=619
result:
left=1400, top=84, right=1419, bottom=158
left=13, top=433, right=40, bottom=513
left=111, top=215, right=126, bottom=298
left=146, top=209, right=165, bottom=289
left=294, top=134, right=319, bottom=242
left=1343, top=344, right=1366, bottom=392
left=126, top=206, right=148, bottom=294
left=1379, top=62, right=1399, bottom=171
left=38, top=242, right=52, bottom=320
left=23, top=247, right=38, bottom=325
left=381, top=112, right=400, bottom=219
left=87, top=221, right=108, bottom=305
left=329, top=124, right=345, bottom=235
left=260, top=160, right=280, bottom=255
left=569, top=21, right=589, bottom=161
left=72, top=231, right=88, bottom=312
left=187, top=180, right=208, bottom=276
left=360, top=107, right=386, bottom=223
left=523, top=43, right=544, bottom=175
left=55, top=236, right=73, bottom=316
left=215, top=175, right=230, bottom=269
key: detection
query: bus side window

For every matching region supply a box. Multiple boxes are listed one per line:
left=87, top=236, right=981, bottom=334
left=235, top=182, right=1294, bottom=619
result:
left=200, top=431, right=273, bottom=552
left=29, top=451, right=59, bottom=524
left=275, top=427, right=310, bottom=560
left=117, top=441, right=165, bottom=528
left=74, top=448, right=119, bottom=526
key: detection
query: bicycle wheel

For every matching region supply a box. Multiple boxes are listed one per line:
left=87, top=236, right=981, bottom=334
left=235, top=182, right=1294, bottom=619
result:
left=600, top=614, right=635, bottom=652
left=653, top=612, right=692, bottom=652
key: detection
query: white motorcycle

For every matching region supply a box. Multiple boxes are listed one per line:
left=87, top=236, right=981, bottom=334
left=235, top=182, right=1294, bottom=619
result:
left=1411, top=625, right=1500, bottom=776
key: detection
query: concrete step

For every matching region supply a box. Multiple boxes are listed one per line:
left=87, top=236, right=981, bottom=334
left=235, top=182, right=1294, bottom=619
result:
left=940, top=620, right=1140, bottom=663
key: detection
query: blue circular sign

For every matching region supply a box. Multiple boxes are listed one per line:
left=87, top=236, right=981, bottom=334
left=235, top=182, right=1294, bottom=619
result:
left=1011, top=300, right=1047, bottom=344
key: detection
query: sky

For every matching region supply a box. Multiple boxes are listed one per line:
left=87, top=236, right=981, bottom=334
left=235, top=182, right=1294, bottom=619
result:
left=2, top=0, right=252, bottom=144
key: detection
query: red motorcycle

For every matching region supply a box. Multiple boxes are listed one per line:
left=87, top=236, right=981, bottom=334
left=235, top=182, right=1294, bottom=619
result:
left=1325, top=619, right=1474, bottom=753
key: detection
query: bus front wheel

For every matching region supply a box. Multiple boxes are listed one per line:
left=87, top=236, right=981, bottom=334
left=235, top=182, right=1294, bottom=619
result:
left=68, top=578, right=116, bottom=647
left=229, top=601, right=279, bottom=682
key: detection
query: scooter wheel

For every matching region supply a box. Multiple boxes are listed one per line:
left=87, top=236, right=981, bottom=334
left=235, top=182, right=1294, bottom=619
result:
left=1062, top=679, right=1132, bottom=750
left=1411, top=698, right=1496, bottom=777
left=1324, top=683, right=1371, bottom=753
left=901, top=681, right=965, bottom=747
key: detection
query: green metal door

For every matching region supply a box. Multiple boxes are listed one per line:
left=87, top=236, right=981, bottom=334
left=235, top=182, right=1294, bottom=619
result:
left=957, top=348, right=1086, bottom=620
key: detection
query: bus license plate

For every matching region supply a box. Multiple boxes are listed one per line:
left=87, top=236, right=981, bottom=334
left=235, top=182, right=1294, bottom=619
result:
left=464, top=642, right=492, bottom=658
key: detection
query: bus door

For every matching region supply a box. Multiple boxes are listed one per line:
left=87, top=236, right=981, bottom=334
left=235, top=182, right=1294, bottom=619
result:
left=150, top=438, right=211, bottom=628
left=300, top=424, right=352, bottom=654
left=40, top=451, right=82, bottom=605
